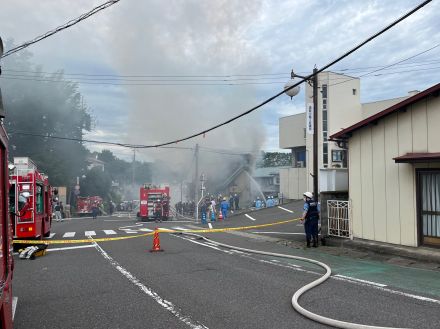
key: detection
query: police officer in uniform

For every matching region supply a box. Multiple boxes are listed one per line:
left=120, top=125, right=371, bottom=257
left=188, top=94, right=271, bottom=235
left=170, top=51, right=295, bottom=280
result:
left=301, top=192, right=320, bottom=248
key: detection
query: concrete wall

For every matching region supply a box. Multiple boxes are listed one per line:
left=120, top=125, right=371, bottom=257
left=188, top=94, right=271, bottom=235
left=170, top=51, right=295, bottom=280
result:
left=361, top=96, right=408, bottom=119
left=349, top=95, right=440, bottom=247
left=279, top=167, right=307, bottom=200
left=279, top=113, right=306, bottom=149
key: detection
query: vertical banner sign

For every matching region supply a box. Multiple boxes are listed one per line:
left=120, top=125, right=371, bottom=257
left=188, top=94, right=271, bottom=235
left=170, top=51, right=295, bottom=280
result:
left=306, top=103, right=314, bottom=134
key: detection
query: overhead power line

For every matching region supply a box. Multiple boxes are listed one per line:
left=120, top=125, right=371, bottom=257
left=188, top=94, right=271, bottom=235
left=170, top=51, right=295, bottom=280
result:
left=1, top=0, right=121, bottom=58
left=3, top=57, right=440, bottom=80
left=9, top=131, right=256, bottom=156
left=2, top=64, right=440, bottom=86
left=329, top=42, right=440, bottom=87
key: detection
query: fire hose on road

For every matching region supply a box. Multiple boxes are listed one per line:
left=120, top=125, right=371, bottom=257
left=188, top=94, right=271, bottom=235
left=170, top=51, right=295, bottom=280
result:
left=181, top=232, right=408, bottom=329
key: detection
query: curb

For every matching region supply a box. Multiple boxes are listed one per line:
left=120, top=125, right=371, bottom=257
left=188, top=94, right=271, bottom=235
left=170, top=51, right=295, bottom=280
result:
left=324, top=236, right=440, bottom=265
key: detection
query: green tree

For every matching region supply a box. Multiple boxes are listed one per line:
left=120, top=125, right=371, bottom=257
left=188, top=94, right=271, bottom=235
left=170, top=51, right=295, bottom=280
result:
left=80, top=167, right=112, bottom=197
left=1, top=40, right=92, bottom=186
left=257, top=152, right=292, bottom=167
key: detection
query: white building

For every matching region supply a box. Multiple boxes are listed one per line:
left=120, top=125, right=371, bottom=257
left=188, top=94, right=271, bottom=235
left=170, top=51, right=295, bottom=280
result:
left=279, top=71, right=409, bottom=199
left=331, top=83, right=440, bottom=247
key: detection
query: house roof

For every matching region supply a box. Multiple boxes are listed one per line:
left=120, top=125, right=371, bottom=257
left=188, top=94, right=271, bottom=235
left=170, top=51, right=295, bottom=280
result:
left=330, top=82, right=440, bottom=140
left=393, top=153, right=440, bottom=163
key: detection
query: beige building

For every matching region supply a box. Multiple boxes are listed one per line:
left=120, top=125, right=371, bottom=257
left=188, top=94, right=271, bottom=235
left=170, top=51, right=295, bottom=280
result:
left=279, top=71, right=409, bottom=199
left=331, top=83, right=440, bottom=247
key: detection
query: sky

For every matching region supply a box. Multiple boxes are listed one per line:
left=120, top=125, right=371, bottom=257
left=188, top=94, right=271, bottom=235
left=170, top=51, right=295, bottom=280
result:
left=1, top=0, right=439, bottom=163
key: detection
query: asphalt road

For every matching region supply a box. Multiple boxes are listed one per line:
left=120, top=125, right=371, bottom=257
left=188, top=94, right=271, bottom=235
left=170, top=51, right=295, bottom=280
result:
left=12, top=203, right=440, bottom=328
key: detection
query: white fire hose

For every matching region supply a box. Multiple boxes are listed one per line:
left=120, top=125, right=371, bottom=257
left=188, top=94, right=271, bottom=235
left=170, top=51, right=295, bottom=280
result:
left=181, top=232, right=408, bottom=329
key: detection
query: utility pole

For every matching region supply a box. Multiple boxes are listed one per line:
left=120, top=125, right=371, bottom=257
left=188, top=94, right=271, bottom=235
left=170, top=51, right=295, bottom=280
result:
left=312, top=67, right=319, bottom=200
left=194, top=143, right=199, bottom=219
left=284, top=68, right=319, bottom=200
left=132, top=148, right=136, bottom=186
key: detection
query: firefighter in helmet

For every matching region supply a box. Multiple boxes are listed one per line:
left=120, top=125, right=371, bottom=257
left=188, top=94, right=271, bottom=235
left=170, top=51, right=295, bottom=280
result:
left=154, top=199, right=162, bottom=223
left=301, top=192, right=320, bottom=248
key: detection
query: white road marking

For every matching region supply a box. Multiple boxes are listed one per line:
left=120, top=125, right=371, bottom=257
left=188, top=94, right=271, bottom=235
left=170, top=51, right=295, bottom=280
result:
left=208, top=223, right=213, bottom=229
left=48, top=233, right=56, bottom=239
left=120, top=223, right=143, bottom=229
left=177, top=236, right=224, bottom=252
left=85, top=231, right=96, bottom=236
left=93, top=241, right=209, bottom=329
left=47, top=245, right=95, bottom=252
left=245, top=214, right=256, bottom=221
left=333, top=274, right=387, bottom=287
left=278, top=206, right=294, bottom=213
left=172, top=227, right=189, bottom=231
left=251, top=231, right=304, bottom=235
left=139, top=228, right=153, bottom=232
left=12, top=297, right=17, bottom=321
left=104, top=219, right=135, bottom=222
left=103, top=230, right=117, bottom=235
left=157, top=228, right=172, bottom=232
left=63, top=232, right=76, bottom=238
left=125, top=230, right=139, bottom=234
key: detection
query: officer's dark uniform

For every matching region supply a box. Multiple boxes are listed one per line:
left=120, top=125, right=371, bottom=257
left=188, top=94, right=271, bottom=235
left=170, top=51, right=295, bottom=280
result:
left=304, top=199, right=320, bottom=247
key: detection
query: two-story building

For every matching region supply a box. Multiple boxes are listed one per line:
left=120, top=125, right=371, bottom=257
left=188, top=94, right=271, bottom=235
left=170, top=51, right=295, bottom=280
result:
left=279, top=71, right=410, bottom=200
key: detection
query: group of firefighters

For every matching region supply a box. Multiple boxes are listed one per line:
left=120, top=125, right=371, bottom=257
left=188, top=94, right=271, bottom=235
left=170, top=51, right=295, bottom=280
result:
left=196, top=191, right=320, bottom=248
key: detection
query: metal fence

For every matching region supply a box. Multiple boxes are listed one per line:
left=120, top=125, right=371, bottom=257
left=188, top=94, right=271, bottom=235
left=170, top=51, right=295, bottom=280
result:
left=327, top=200, right=350, bottom=238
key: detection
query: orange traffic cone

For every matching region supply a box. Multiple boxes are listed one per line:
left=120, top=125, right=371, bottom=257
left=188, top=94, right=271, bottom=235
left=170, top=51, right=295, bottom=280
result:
left=150, top=228, right=163, bottom=252
left=218, top=211, right=223, bottom=221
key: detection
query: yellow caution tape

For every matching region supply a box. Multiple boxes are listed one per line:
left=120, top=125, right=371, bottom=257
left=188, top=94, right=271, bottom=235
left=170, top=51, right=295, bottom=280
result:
left=13, top=217, right=301, bottom=245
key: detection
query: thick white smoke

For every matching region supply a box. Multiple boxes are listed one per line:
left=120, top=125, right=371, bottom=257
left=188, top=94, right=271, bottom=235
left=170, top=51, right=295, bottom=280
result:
left=106, top=0, right=268, bottom=193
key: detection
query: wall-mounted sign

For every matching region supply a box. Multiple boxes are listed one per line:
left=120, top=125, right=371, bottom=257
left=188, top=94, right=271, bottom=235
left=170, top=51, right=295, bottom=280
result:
left=306, top=103, right=314, bottom=134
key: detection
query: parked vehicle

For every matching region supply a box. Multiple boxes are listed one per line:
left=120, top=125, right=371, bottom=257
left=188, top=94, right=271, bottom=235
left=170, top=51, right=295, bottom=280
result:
left=0, top=35, right=16, bottom=329
left=9, top=157, right=53, bottom=239
left=76, top=196, right=103, bottom=216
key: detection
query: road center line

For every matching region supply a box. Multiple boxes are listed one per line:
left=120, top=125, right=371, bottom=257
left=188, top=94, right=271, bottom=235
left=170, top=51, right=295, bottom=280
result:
left=245, top=214, right=256, bottom=221
left=92, top=241, right=209, bottom=329
left=278, top=206, right=294, bottom=213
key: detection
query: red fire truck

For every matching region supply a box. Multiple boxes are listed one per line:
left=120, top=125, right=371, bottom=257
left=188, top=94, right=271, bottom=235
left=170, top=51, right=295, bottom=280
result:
left=9, top=157, right=53, bottom=240
left=0, top=36, right=15, bottom=329
left=76, top=196, right=102, bottom=216
left=138, top=184, right=170, bottom=221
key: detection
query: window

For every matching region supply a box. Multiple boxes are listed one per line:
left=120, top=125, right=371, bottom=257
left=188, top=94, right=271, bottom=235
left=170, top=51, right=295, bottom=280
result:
left=332, top=150, right=344, bottom=162
left=323, top=143, right=328, bottom=166
left=352, top=88, right=357, bottom=95
left=36, top=184, right=43, bottom=214
left=322, top=84, right=327, bottom=98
